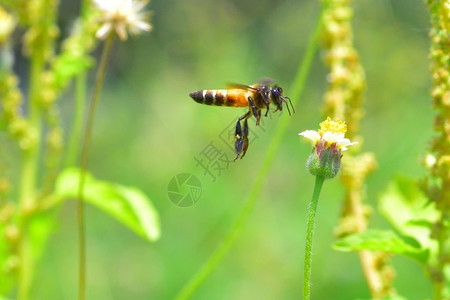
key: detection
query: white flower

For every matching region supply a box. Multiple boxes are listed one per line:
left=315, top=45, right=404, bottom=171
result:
left=94, top=0, right=152, bottom=41
left=299, top=117, right=357, bottom=151
left=299, top=117, right=357, bottom=178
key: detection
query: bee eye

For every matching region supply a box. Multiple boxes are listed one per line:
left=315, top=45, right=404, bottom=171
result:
left=272, top=88, right=279, bottom=97
left=274, top=87, right=282, bottom=95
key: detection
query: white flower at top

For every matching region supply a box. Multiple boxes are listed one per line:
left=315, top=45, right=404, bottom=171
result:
left=299, top=117, right=358, bottom=179
left=299, top=117, right=357, bottom=151
left=94, top=0, right=152, bottom=41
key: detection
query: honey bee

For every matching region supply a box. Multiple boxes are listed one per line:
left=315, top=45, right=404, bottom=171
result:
left=189, top=81, right=294, bottom=161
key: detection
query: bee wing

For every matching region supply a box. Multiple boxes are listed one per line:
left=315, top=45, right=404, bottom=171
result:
left=258, top=77, right=276, bottom=85
left=226, top=83, right=258, bottom=91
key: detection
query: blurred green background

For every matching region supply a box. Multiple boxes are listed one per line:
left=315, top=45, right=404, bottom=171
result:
left=26, top=0, right=432, bottom=299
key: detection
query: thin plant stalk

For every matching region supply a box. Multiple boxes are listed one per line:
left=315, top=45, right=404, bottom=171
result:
left=303, top=175, right=324, bottom=300
left=77, top=33, right=115, bottom=300
left=65, top=0, right=90, bottom=168
left=18, top=50, right=45, bottom=300
left=175, top=5, right=325, bottom=300
left=65, top=72, right=87, bottom=168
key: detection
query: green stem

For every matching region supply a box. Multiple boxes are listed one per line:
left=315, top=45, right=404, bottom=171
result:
left=65, top=0, right=90, bottom=168
left=303, top=175, right=325, bottom=300
left=175, top=5, right=325, bottom=300
left=65, top=72, right=87, bottom=168
left=18, top=50, right=45, bottom=300
left=77, top=33, right=115, bottom=300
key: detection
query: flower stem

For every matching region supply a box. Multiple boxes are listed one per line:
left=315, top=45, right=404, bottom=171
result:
left=64, top=0, right=89, bottom=168
left=175, top=5, right=325, bottom=300
left=77, top=33, right=114, bottom=300
left=303, top=175, right=325, bottom=300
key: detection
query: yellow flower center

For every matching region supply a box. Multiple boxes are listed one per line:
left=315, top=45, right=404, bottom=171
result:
left=318, top=117, right=347, bottom=136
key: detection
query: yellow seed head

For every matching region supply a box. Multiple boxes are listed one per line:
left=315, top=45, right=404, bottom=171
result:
left=0, top=7, right=16, bottom=44
left=318, top=117, right=347, bottom=136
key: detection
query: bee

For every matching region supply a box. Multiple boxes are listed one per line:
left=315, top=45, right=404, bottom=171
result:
left=189, top=80, right=294, bottom=161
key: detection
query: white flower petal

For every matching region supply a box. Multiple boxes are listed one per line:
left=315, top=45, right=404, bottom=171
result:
left=93, top=0, right=110, bottom=10
left=299, top=130, right=321, bottom=145
left=338, top=138, right=358, bottom=151
left=322, top=131, right=345, bottom=144
left=96, top=23, right=112, bottom=39
left=133, top=0, right=149, bottom=12
left=134, top=20, right=152, bottom=31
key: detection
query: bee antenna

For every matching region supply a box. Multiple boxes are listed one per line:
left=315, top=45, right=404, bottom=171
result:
left=281, top=96, right=294, bottom=116
left=284, top=96, right=295, bottom=114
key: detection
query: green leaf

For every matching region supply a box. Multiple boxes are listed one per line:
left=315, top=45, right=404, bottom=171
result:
left=333, top=229, right=429, bottom=263
left=54, top=168, right=160, bottom=241
left=53, top=53, right=93, bottom=90
left=379, top=177, right=438, bottom=254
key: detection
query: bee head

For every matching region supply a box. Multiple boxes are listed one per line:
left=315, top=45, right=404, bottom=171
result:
left=271, top=86, right=295, bottom=115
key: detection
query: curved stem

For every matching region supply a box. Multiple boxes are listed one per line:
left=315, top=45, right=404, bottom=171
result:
left=303, top=176, right=324, bottom=300
left=77, top=33, right=114, bottom=300
left=175, top=5, right=325, bottom=300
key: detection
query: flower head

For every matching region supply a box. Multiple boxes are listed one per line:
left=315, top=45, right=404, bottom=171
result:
left=94, top=0, right=152, bottom=41
left=300, top=117, right=357, bottom=151
left=299, top=117, right=357, bottom=179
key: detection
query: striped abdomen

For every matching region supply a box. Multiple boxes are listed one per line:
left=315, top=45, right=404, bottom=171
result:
left=189, top=89, right=249, bottom=107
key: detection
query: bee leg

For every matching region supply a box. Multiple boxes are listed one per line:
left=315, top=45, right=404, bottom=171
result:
left=240, top=119, right=249, bottom=159
left=248, top=97, right=259, bottom=119
left=234, top=111, right=251, bottom=161
left=256, top=109, right=262, bottom=125
left=234, top=120, right=244, bottom=162
left=265, top=105, right=270, bottom=117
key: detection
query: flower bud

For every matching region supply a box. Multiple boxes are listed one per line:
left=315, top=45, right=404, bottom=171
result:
left=306, top=140, right=342, bottom=179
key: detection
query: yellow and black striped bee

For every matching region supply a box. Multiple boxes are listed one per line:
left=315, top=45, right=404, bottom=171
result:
left=189, top=80, right=294, bottom=161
